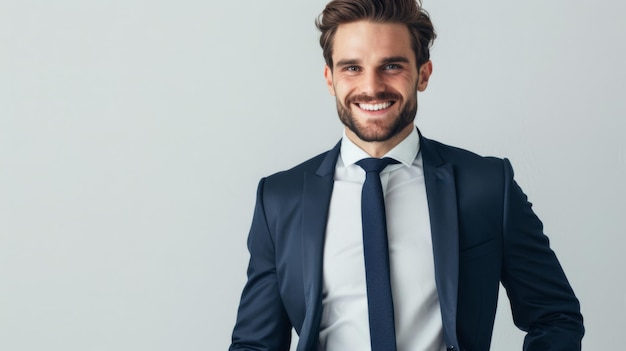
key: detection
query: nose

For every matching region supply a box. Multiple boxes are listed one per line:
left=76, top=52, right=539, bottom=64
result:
left=360, top=70, right=385, bottom=96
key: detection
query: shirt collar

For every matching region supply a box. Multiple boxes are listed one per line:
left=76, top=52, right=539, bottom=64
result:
left=339, top=126, right=420, bottom=168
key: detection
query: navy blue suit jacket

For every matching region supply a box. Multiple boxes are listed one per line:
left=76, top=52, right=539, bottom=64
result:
left=230, top=134, right=583, bottom=351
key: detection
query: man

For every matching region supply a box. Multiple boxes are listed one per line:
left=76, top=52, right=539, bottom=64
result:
left=229, top=0, right=584, bottom=350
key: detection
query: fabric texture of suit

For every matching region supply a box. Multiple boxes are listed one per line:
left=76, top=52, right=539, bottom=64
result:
left=230, top=132, right=584, bottom=351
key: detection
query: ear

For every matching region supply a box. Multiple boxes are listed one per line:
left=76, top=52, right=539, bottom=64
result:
left=417, top=60, right=433, bottom=92
left=324, top=65, right=336, bottom=96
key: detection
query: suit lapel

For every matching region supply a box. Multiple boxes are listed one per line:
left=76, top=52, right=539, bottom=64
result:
left=421, top=136, right=461, bottom=349
left=298, top=142, right=340, bottom=351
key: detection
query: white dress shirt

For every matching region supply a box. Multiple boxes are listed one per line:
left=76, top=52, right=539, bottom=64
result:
left=318, top=127, right=445, bottom=351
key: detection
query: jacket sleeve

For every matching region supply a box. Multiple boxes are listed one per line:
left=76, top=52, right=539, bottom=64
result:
left=229, top=178, right=292, bottom=351
left=500, top=158, right=584, bottom=350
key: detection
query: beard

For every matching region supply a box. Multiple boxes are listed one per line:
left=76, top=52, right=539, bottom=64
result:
left=336, top=90, right=418, bottom=142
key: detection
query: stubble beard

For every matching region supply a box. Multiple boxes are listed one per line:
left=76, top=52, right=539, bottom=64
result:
left=336, top=92, right=418, bottom=142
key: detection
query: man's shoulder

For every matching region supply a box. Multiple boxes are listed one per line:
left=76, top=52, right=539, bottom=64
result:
left=260, top=144, right=338, bottom=192
left=270, top=150, right=332, bottom=178
left=251, top=146, right=336, bottom=205
left=422, top=137, right=513, bottom=202
left=422, top=136, right=504, bottom=167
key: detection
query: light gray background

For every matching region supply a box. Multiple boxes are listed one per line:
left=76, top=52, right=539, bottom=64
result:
left=1, top=0, right=624, bottom=350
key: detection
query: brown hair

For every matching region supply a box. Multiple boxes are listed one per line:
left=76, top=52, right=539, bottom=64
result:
left=315, top=0, right=436, bottom=70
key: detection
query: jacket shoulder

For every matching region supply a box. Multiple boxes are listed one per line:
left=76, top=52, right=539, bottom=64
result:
left=259, top=147, right=335, bottom=199
left=270, top=150, right=330, bottom=178
left=424, top=137, right=503, bottom=165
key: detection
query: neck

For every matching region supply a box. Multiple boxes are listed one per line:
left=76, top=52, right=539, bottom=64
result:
left=346, top=124, right=414, bottom=158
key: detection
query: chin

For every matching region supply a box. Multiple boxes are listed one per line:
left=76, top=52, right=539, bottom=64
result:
left=349, top=121, right=408, bottom=143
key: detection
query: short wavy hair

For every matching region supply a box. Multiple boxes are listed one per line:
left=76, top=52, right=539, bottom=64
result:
left=315, top=0, right=436, bottom=69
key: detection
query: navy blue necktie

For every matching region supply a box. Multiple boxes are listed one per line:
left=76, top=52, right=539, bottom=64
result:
left=356, top=157, right=399, bottom=351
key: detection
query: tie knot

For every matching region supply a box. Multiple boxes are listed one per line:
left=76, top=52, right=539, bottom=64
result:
left=356, top=157, right=400, bottom=174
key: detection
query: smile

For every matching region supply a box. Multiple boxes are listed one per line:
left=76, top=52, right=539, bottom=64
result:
left=357, top=101, right=394, bottom=111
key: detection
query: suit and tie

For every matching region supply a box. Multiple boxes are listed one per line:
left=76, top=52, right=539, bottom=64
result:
left=230, top=131, right=584, bottom=351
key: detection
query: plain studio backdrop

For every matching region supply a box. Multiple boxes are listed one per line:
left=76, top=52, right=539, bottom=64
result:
left=1, top=0, right=624, bottom=350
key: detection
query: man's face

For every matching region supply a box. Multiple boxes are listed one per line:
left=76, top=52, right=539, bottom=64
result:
left=324, top=21, right=432, bottom=143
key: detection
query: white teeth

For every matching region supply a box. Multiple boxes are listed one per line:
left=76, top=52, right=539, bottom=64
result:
left=358, top=102, right=392, bottom=111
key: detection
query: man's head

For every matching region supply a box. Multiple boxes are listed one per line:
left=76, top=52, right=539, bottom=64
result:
left=316, top=0, right=436, bottom=72
left=316, top=0, right=436, bottom=154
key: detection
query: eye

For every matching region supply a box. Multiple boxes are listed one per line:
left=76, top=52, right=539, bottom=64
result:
left=345, top=66, right=360, bottom=72
left=383, top=63, right=401, bottom=70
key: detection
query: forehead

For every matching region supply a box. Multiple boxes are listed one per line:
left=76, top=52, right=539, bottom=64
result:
left=332, top=21, right=415, bottom=64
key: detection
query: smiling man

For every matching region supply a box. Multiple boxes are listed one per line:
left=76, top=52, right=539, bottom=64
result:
left=229, top=0, right=584, bottom=350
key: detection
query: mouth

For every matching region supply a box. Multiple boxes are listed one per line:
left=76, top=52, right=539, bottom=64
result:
left=355, top=101, right=395, bottom=112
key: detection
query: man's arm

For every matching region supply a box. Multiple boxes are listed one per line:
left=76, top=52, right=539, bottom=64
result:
left=230, top=178, right=292, bottom=351
left=501, top=159, right=584, bottom=350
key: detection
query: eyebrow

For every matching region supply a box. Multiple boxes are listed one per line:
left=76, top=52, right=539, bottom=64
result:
left=335, top=56, right=411, bottom=68
left=381, top=56, right=410, bottom=65
left=335, top=59, right=360, bottom=68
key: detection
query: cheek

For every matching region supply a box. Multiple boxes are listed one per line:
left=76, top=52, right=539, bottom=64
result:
left=395, top=72, right=419, bottom=88
left=333, top=76, right=358, bottom=93
left=332, top=84, right=351, bottom=101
